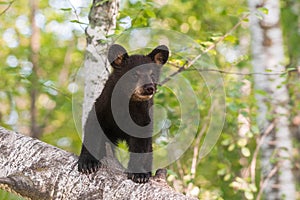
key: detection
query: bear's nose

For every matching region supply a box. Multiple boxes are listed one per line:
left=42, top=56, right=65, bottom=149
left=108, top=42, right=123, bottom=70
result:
left=143, top=84, right=155, bottom=95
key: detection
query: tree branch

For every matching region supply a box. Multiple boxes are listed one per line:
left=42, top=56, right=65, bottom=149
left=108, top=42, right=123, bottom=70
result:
left=249, top=122, right=275, bottom=184
left=185, top=68, right=288, bottom=76
left=160, top=14, right=249, bottom=85
left=0, top=126, right=197, bottom=199
left=256, top=165, right=279, bottom=200
left=163, top=60, right=288, bottom=82
left=0, top=0, right=14, bottom=16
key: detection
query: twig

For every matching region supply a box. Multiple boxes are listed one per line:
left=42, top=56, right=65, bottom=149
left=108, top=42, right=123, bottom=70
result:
left=187, top=68, right=288, bottom=76
left=130, top=9, right=143, bottom=28
left=187, top=15, right=248, bottom=69
left=166, top=59, right=288, bottom=77
left=160, top=14, right=249, bottom=85
left=176, top=160, right=185, bottom=180
left=185, top=106, right=212, bottom=194
left=256, top=165, right=279, bottom=200
left=190, top=119, right=208, bottom=177
left=0, top=0, right=14, bottom=16
left=67, top=0, right=86, bottom=31
left=159, top=61, right=187, bottom=85
left=249, top=122, right=275, bottom=184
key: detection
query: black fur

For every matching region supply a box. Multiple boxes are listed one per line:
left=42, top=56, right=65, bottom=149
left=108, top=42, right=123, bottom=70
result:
left=78, top=44, right=169, bottom=183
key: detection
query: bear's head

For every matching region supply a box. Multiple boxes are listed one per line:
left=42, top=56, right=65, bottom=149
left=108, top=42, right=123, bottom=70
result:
left=108, top=44, right=169, bottom=101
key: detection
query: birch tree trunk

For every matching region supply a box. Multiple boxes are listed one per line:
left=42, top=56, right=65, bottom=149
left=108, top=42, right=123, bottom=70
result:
left=82, top=0, right=119, bottom=130
left=248, top=0, right=296, bottom=199
left=29, top=0, right=41, bottom=138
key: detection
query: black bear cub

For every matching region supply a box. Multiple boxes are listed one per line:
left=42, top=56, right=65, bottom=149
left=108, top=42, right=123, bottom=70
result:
left=78, top=44, right=169, bottom=183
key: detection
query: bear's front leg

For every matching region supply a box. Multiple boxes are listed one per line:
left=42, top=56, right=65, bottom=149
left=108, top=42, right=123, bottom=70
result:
left=78, top=145, right=101, bottom=174
left=127, top=137, right=153, bottom=183
left=78, top=105, right=105, bottom=174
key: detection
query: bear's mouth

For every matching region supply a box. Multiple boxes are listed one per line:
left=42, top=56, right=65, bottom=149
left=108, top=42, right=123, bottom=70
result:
left=131, top=87, right=155, bottom=101
left=131, top=93, right=153, bottom=101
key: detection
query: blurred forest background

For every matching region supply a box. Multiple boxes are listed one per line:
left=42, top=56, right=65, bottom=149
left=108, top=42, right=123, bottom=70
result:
left=0, top=0, right=299, bottom=199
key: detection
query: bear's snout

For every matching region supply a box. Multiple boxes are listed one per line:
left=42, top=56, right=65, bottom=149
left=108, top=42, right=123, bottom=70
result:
left=131, top=83, right=156, bottom=101
left=143, top=84, right=155, bottom=95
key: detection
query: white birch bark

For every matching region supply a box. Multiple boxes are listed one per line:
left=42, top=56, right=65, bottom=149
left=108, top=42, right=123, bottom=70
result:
left=248, top=0, right=296, bottom=199
left=0, top=127, right=196, bottom=200
left=82, top=0, right=119, bottom=134
left=238, top=79, right=251, bottom=138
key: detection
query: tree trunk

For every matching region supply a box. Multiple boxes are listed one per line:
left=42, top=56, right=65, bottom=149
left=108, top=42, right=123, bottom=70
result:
left=0, top=126, right=196, bottom=200
left=29, top=0, right=41, bottom=138
left=248, top=0, right=296, bottom=199
left=82, top=0, right=119, bottom=130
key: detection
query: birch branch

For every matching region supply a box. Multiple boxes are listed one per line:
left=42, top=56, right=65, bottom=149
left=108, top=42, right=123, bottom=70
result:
left=0, top=126, right=197, bottom=200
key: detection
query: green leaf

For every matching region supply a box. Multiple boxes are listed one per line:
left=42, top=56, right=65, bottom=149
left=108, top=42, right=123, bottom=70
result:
left=280, top=72, right=288, bottom=78
left=240, top=110, right=249, bottom=117
left=246, top=132, right=254, bottom=138
left=60, top=8, right=72, bottom=11
left=258, top=7, right=269, bottom=15
left=221, top=138, right=231, bottom=146
left=0, top=1, right=11, bottom=4
left=228, top=103, right=239, bottom=112
left=167, top=169, right=178, bottom=177
left=249, top=184, right=257, bottom=192
left=96, top=39, right=108, bottom=44
left=224, top=174, right=231, bottom=181
left=250, top=125, right=260, bottom=134
left=237, top=7, right=249, bottom=15
left=145, top=9, right=156, bottom=18
left=242, top=18, right=249, bottom=22
left=217, top=168, right=227, bottom=176
left=237, top=138, right=247, bottom=147
left=255, top=89, right=267, bottom=96
left=210, top=36, right=222, bottom=41
left=228, top=144, right=235, bottom=151
left=70, top=20, right=88, bottom=25
left=287, top=67, right=296, bottom=72
left=225, top=35, right=237, bottom=43
left=255, top=13, right=263, bottom=20
left=96, top=0, right=110, bottom=6
left=241, top=147, right=251, bottom=157
left=244, top=191, right=254, bottom=200
left=230, top=181, right=241, bottom=189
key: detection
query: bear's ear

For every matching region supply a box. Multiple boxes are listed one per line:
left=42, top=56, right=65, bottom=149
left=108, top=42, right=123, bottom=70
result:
left=108, top=44, right=129, bottom=69
left=148, top=45, right=169, bottom=65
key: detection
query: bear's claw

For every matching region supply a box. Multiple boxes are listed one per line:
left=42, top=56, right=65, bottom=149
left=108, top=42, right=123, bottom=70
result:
left=78, top=155, right=101, bottom=174
left=127, top=172, right=151, bottom=183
